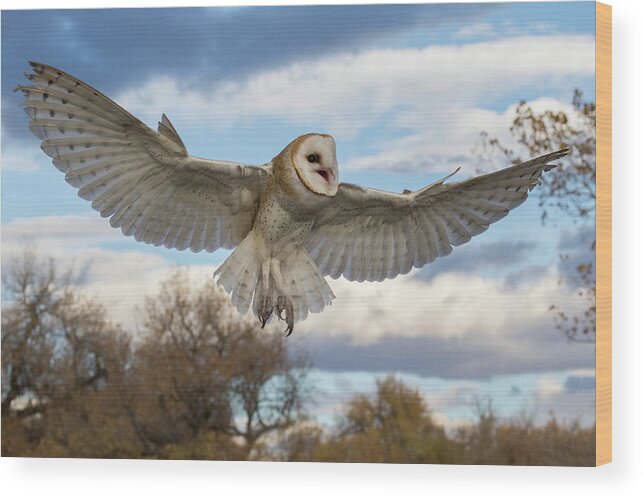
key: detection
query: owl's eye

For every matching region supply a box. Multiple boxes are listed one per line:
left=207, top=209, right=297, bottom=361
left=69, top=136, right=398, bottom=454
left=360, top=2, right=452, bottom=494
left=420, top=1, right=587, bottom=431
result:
left=307, top=153, right=321, bottom=163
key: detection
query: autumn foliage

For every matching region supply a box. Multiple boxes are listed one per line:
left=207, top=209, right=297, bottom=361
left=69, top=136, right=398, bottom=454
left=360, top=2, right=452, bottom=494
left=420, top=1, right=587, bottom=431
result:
left=1, top=252, right=307, bottom=459
left=475, top=91, right=596, bottom=343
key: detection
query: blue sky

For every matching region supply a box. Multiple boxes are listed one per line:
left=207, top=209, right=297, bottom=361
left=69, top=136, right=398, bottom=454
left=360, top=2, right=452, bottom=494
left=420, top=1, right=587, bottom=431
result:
left=1, top=2, right=597, bottom=427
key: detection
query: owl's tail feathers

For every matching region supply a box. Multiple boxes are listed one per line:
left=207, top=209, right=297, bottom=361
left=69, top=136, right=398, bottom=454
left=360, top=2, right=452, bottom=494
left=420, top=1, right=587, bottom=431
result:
left=274, top=248, right=335, bottom=324
left=214, top=233, right=335, bottom=330
left=214, top=232, right=261, bottom=316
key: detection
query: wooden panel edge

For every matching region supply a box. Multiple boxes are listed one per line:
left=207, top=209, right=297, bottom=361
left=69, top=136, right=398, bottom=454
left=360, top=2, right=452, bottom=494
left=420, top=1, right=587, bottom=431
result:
left=595, top=1, right=612, bottom=467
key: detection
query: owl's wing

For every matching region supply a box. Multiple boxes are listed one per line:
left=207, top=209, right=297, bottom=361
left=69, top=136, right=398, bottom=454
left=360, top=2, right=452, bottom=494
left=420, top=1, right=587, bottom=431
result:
left=305, top=149, right=569, bottom=281
left=16, top=61, right=268, bottom=252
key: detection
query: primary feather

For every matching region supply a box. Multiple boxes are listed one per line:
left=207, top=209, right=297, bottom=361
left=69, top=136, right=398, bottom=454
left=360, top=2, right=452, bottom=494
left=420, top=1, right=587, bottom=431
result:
left=305, top=149, right=568, bottom=282
left=16, top=61, right=268, bottom=253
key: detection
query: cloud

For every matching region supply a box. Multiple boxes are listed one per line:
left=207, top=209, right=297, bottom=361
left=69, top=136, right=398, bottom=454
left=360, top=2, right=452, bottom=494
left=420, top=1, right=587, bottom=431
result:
left=536, top=376, right=566, bottom=398
left=564, top=375, right=595, bottom=394
left=453, top=20, right=559, bottom=42
left=415, top=240, right=538, bottom=282
left=1, top=126, right=46, bottom=173
left=295, top=266, right=584, bottom=343
left=5, top=27, right=593, bottom=176
left=502, top=264, right=552, bottom=289
left=1, top=215, right=205, bottom=329
left=528, top=373, right=595, bottom=425
left=78, top=252, right=216, bottom=330
left=343, top=97, right=583, bottom=174
left=1, top=4, right=497, bottom=102
left=2, top=220, right=227, bottom=331
left=294, top=324, right=594, bottom=380
left=557, top=224, right=596, bottom=285
left=454, top=23, right=496, bottom=40
left=3, top=5, right=501, bottom=160
left=114, top=35, right=594, bottom=142
left=286, top=266, right=594, bottom=379
left=1, top=215, right=122, bottom=257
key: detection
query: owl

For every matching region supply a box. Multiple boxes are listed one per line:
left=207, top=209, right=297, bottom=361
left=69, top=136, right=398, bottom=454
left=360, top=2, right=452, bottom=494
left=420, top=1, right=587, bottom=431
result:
left=16, top=62, right=568, bottom=336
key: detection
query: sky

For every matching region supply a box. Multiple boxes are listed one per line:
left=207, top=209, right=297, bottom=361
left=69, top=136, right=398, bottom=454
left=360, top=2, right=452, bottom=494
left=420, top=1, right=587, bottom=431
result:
left=1, top=2, right=597, bottom=428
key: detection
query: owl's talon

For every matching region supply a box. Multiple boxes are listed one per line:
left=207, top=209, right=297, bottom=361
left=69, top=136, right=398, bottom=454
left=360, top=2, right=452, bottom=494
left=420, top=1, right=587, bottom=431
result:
left=276, top=296, right=295, bottom=337
left=277, top=296, right=286, bottom=319
left=258, top=295, right=273, bottom=328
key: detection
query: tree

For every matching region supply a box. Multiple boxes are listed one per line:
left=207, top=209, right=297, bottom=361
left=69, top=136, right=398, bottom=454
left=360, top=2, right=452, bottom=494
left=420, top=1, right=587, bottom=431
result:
left=308, top=378, right=594, bottom=465
left=453, top=402, right=595, bottom=466
left=1, top=250, right=132, bottom=457
left=272, top=421, right=325, bottom=462
left=475, top=90, right=596, bottom=343
left=125, top=270, right=310, bottom=459
left=2, top=253, right=311, bottom=459
left=316, top=376, right=456, bottom=463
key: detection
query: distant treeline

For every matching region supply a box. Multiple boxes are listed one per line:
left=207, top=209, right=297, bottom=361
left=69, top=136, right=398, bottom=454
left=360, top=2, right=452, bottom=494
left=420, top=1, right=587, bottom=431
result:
left=1, top=251, right=595, bottom=465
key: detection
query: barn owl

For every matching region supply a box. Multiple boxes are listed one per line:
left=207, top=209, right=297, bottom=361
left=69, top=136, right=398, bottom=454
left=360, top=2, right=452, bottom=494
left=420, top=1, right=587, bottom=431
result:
left=17, top=62, right=568, bottom=336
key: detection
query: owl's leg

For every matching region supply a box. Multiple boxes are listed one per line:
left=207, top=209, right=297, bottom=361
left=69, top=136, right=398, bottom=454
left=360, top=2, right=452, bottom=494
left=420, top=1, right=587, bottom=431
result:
left=270, top=259, right=295, bottom=336
left=258, top=260, right=273, bottom=328
left=262, top=259, right=271, bottom=291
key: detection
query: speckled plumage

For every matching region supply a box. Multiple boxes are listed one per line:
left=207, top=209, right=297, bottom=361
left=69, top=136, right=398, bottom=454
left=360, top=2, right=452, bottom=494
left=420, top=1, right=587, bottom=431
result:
left=17, top=62, right=568, bottom=336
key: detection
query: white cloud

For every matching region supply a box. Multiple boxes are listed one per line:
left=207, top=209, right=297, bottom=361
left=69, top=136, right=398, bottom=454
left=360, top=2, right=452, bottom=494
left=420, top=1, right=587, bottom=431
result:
left=1, top=215, right=121, bottom=258
left=5, top=36, right=592, bottom=176
left=78, top=251, right=215, bottom=330
left=115, top=35, right=594, bottom=141
left=454, top=23, right=495, bottom=39
left=1, top=126, right=46, bottom=173
left=345, top=97, right=582, bottom=174
left=1, top=215, right=213, bottom=329
left=296, top=265, right=584, bottom=347
left=566, top=368, right=596, bottom=378
left=345, top=105, right=511, bottom=173
left=536, top=376, right=566, bottom=398
left=453, top=20, right=558, bottom=41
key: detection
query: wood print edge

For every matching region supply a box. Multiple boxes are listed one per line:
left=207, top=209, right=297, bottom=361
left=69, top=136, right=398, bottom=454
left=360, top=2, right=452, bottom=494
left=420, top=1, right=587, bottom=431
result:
left=595, top=0, right=612, bottom=467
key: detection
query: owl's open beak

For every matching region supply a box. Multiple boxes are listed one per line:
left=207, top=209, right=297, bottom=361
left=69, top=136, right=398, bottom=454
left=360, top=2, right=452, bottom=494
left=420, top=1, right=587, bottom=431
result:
left=315, top=167, right=335, bottom=185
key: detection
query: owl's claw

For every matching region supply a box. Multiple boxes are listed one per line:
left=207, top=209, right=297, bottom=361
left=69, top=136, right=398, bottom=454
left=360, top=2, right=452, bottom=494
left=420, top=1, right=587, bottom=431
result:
left=276, top=296, right=295, bottom=337
left=258, top=295, right=273, bottom=328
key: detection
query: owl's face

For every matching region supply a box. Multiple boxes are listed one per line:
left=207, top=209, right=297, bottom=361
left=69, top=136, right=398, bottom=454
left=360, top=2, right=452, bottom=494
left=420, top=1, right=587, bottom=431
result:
left=290, top=134, right=339, bottom=197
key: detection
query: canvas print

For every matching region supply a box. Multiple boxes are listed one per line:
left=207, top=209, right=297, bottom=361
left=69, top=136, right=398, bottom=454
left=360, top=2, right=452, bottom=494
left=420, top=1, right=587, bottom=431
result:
left=1, top=2, right=601, bottom=465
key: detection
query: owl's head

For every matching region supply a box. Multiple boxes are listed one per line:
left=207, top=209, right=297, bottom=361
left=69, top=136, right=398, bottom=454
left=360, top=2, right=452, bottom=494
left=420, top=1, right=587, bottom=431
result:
left=276, top=133, right=339, bottom=197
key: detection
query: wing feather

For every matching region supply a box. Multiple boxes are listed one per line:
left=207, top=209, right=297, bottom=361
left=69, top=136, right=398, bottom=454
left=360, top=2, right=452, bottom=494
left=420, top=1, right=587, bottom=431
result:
left=305, top=149, right=568, bottom=281
left=17, top=61, right=268, bottom=252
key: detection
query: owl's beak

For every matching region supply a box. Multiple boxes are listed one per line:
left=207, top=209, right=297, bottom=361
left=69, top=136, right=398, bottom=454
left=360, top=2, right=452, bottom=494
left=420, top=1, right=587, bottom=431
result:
left=315, top=166, right=336, bottom=185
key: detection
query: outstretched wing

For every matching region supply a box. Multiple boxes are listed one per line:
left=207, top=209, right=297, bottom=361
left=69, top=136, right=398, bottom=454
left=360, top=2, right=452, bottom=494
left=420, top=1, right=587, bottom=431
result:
left=305, top=150, right=568, bottom=281
left=16, top=61, right=268, bottom=252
